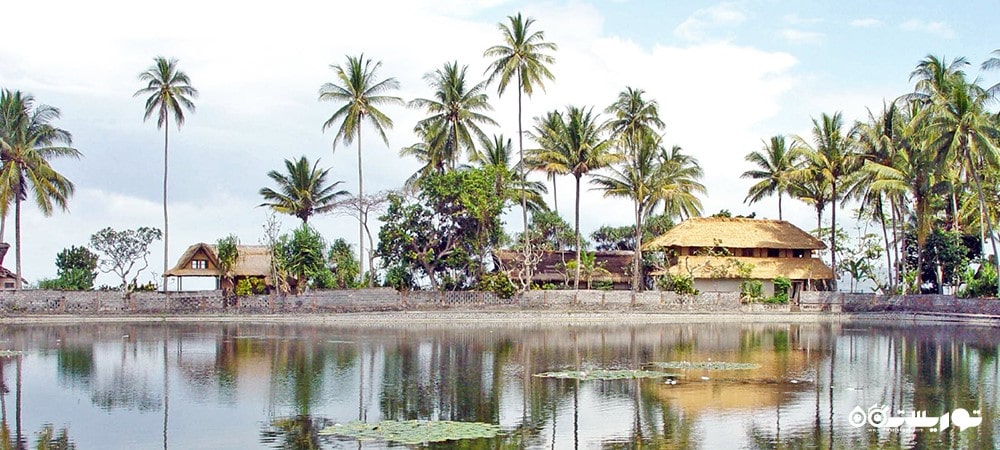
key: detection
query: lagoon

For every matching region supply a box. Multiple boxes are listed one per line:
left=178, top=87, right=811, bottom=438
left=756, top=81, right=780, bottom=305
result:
left=0, top=319, right=996, bottom=449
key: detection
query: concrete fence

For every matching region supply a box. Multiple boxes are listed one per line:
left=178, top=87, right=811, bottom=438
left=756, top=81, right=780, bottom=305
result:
left=4, top=288, right=997, bottom=316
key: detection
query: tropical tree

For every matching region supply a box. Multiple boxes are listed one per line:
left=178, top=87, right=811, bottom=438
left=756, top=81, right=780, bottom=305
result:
left=531, top=106, right=615, bottom=289
left=134, top=56, right=198, bottom=288
left=319, top=54, right=403, bottom=285
left=741, top=135, right=800, bottom=220
left=472, top=134, right=547, bottom=212
left=983, top=49, right=1000, bottom=97
left=484, top=12, right=557, bottom=280
left=794, top=112, right=860, bottom=289
left=0, top=90, right=80, bottom=289
left=259, top=156, right=348, bottom=223
left=525, top=110, right=569, bottom=214
left=409, top=61, right=497, bottom=170
left=656, top=145, right=706, bottom=220
left=604, top=87, right=665, bottom=157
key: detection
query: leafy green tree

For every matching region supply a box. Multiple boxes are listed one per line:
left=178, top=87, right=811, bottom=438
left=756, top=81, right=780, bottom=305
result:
left=472, top=134, right=547, bottom=212
left=134, top=56, right=198, bottom=287
left=0, top=90, right=80, bottom=289
left=39, top=245, right=99, bottom=290
left=328, top=238, right=360, bottom=288
left=89, top=227, right=162, bottom=296
left=259, top=156, right=348, bottom=223
left=741, top=135, right=800, bottom=220
left=409, top=61, right=497, bottom=170
left=377, top=168, right=507, bottom=290
left=319, top=54, right=403, bottom=286
left=274, top=224, right=327, bottom=294
left=484, top=12, right=557, bottom=280
left=525, top=110, right=568, bottom=214
left=903, top=229, right=980, bottom=294
left=517, top=210, right=575, bottom=251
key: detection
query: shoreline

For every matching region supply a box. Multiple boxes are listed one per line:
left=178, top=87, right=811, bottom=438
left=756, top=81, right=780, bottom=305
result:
left=2, top=310, right=999, bottom=328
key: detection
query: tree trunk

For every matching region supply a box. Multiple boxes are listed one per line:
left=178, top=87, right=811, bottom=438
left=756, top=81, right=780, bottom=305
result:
left=551, top=174, right=558, bottom=216
left=877, top=197, right=893, bottom=291
left=967, top=153, right=1000, bottom=296
left=633, top=199, right=642, bottom=292
left=778, top=192, right=783, bottom=221
left=162, top=118, right=170, bottom=292
left=574, top=175, right=581, bottom=290
left=14, top=196, right=20, bottom=290
left=830, top=181, right=837, bottom=292
left=357, top=125, right=366, bottom=287
left=517, top=72, right=532, bottom=288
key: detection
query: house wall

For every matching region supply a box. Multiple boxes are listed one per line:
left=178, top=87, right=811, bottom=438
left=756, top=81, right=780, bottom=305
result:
left=694, top=278, right=776, bottom=296
left=190, top=248, right=219, bottom=271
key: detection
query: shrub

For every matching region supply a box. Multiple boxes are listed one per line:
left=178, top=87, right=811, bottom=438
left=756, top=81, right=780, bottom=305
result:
left=477, top=272, right=516, bottom=299
left=661, top=274, right=698, bottom=295
left=768, top=276, right=791, bottom=304
left=740, top=279, right=764, bottom=303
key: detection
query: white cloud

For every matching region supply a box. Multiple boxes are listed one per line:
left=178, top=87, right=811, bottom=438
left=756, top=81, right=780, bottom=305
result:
left=783, top=14, right=823, bottom=25
left=850, top=18, right=882, bottom=28
left=780, top=29, right=825, bottom=45
left=673, top=2, right=747, bottom=42
left=900, top=19, right=955, bottom=38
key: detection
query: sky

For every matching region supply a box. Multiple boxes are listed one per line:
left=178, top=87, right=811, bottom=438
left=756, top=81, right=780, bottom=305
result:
left=1, top=0, right=998, bottom=288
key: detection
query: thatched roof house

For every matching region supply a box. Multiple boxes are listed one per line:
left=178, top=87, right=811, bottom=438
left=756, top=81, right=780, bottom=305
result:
left=493, top=249, right=633, bottom=289
left=645, top=217, right=834, bottom=296
left=165, top=243, right=273, bottom=290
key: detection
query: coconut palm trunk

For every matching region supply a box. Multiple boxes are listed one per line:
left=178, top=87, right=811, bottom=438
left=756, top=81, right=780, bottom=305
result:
left=162, top=115, right=169, bottom=292
left=830, top=180, right=837, bottom=291
left=517, top=74, right=532, bottom=286
left=633, top=199, right=642, bottom=291
left=574, top=174, right=581, bottom=290
left=966, top=152, right=1000, bottom=295
left=14, top=196, right=20, bottom=290
left=357, top=126, right=365, bottom=286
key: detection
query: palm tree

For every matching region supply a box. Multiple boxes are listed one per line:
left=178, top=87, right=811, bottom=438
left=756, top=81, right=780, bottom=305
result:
left=134, top=56, right=198, bottom=288
left=319, top=54, right=403, bottom=284
left=741, top=136, right=800, bottom=220
left=604, top=87, right=665, bottom=157
left=591, top=131, right=665, bottom=291
left=656, top=145, right=706, bottom=220
left=0, top=90, right=80, bottom=289
left=794, top=112, right=860, bottom=288
left=531, top=106, right=615, bottom=289
left=409, top=61, right=497, bottom=170
left=526, top=110, right=569, bottom=215
left=472, top=134, right=548, bottom=212
left=983, top=49, right=1000, bottom=98
left=484, top=12, right=558, bottom=280
left=259, top=156, right=348, bottom=223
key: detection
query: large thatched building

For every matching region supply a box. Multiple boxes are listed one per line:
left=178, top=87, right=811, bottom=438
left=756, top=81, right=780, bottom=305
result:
left=493, top=250, right=634, bottom=290
left=645, top=217, right=834, bottom=297
left=164, top=243, right=273, bottom=291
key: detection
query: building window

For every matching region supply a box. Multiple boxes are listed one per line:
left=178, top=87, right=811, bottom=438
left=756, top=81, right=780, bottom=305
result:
left=741, top=248, right=753, bottom=257
left=767, top=249, right=780, bottom=258
left=3, top=282, right=12, bottom=289
left=192, top=260, right=207, bottom=269
left=793, top=249, right=805, bottom=258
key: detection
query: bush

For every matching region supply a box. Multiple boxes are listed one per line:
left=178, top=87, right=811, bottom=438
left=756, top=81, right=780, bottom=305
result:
left=961, top=260, right=998, bottom=298
left=768, top=276, right=791, bottom=304
left=477, top=272, right=516, bottom=299
left=740, top=279, right=764, bottom=303
left=235, top=277, right=267, bottom=297
left=660, top=274, right=698, bottom=295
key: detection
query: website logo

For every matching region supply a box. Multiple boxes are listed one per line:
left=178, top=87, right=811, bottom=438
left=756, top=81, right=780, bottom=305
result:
left=849, top=405, right=981, bottom=432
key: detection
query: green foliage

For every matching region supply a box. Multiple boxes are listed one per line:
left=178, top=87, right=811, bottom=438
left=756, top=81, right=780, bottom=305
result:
left=327, top=238, right=360, bottom=288
left=38, top=246, right=99, bottom=290
left=89, top=227, right=162, bottom=296
left=377, top=168, right=507, bottom=290
left=320, top=420, right=501, bottom=445
left=235, top=278, right=267, bottom=297
left=533, top=369, right=672, bottom=380
left=383, top=264, right=416, bottom=291
left=651, top=361, right=762, bottom=370
left=740, top=279, right=764, bottom=303
left=274, top=224, right=327, bottom=294
left=561, top=251, right=613, bottom=289
left=661, top=274, right=698, bottom=295
left=711, top=209, right=732, bottom=218
left=476, top=272, right=516, bottom=299
left=961, top=260, right=998, bottom=298
left=515, top=210, right=576, bottom=251
left=769, top=276, right=792, bottom=304
left=258, top=156, right=348, bottom=223
left=216, top=234, right=240, bottom=295
left=904, top=229, right=980, bottom=294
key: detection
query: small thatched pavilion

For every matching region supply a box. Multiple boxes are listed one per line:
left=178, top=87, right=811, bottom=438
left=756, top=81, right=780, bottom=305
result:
left=645, top=217, right=834, bottom=297
left=164, top=243, right=273, bottom=291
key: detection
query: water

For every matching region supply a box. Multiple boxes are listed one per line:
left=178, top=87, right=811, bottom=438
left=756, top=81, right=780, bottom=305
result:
left=0, top=320, right=996, bottom=449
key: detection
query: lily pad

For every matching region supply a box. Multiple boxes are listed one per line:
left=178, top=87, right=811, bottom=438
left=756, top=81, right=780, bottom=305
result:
left=319, top=420, right=501, bottom=444
left=533, top=369, right=674, bottom=380
left=651, top=361, right=761, bottom=371
left=0, top=350, right=23, bottom=357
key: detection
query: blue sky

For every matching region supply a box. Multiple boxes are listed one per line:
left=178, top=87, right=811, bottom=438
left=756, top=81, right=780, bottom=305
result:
left=0, top=0, right=997, bottom=287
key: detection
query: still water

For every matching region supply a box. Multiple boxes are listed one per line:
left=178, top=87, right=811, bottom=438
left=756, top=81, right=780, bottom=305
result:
left=0, top=320, right=997, bottom=449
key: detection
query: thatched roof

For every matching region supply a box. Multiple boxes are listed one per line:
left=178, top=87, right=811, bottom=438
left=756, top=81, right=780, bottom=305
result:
left=644, top=217, right=825, bottom=250
left=493, top=250, right=633, bottom=283
left=165, top=243, right=272, bottom=278
left=658, top=256, right=834, bottom=280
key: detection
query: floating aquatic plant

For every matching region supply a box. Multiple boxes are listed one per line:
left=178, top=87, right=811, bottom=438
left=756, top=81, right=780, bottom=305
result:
left=319, top=420, right=501, bottom=444
left=0, top=350, right=23, bottom=357
left=651, top=361, right=761, bottom=371
left=533, top=369, right=674, bottom=380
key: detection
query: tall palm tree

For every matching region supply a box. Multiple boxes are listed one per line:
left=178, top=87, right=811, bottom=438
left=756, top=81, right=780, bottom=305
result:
left=135, top=56, right=198, bottom=288
left=410, top=61, right=497, bottom=170
left=258, top=156, right=348, bottom=223
left=983, top=49, right=1000, bottom=98
left=656, top=145, right=706, bottom=220
left=484, top=12, right=557, bottom=281
left=741, top=135, right=800, bottom=220
left=319, top=54, right=402, bottom=284
left=604, top=87, right=665, bottom=157
left=795, top=112, right=860, bottom=288
left=531, top=106, right=615, bottom=289
left=526, top=110, right=569, bottom=215
left=0, top=90, right=80, bottom=289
